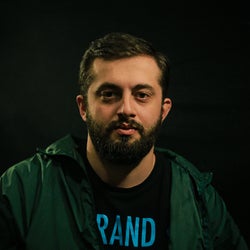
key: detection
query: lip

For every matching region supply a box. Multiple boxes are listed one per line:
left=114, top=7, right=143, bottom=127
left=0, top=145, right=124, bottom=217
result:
left=116, top=128, right=137, bottom=135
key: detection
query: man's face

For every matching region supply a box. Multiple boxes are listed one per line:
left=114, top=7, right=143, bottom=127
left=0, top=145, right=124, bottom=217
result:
left=85, top=108, right=163, bottom=166
left=77, top=55, right=171, bottom=165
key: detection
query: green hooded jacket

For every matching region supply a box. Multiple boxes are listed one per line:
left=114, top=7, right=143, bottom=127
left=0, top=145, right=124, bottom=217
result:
left=0, top=135, right=248, bottom=250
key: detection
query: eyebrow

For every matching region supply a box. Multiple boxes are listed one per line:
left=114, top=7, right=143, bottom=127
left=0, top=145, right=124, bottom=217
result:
left=132, top=84, right=155, bottom=92
left=95, top=82, right=155, bottom=94
left=95, top=82, right=121, bottom=95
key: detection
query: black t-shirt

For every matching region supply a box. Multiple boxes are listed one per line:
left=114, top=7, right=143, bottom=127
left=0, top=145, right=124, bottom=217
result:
left=84, top=151, right=171, bottom=249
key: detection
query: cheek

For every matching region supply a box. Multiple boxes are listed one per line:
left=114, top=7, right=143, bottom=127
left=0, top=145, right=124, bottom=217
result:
left=89, top=105, right=116, bottom=122
left=138, top=106, right=162, bottom=127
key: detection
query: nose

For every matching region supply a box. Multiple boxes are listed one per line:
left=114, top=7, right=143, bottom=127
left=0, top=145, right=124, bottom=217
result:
left=117, top=94, right=136, bottom=118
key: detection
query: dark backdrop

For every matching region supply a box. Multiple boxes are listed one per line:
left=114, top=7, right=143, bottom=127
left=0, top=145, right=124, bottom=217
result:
left=1, top=1, right=249, bottom=245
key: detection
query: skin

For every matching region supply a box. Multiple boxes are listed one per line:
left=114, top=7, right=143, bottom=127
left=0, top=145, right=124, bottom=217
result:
left=76, top=55, right=172, bottom=188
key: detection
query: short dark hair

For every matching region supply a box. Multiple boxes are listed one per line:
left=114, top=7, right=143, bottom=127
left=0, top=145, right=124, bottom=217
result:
left=78, top=32, right=170, bottom=102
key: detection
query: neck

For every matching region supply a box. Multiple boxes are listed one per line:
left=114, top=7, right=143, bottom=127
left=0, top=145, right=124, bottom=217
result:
left=86, top=135, right=156, bottom=188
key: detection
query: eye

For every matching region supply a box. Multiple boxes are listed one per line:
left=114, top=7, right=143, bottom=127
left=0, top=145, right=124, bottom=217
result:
left=134, top=91, right=151, bottom=102
left=101, top=90, right=114, bottom=98
left=100, top=90, right=120, bottom=102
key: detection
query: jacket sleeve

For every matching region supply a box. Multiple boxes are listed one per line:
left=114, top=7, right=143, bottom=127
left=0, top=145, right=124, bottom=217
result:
left=0, top=189, right=24, bottom=249
left=204, top=185, right=249, bottom=250
left=0, top=154, right=43, bottom=250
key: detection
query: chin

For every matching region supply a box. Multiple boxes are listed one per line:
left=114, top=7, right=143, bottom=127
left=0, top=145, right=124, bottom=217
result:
left=113, top=134, right=140, bottom=144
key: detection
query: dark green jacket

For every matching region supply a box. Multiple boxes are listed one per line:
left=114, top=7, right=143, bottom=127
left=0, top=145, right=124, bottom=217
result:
left=0, top=135, right=248, bottom=250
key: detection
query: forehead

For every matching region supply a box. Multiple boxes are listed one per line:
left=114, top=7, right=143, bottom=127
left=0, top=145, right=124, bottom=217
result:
left=91, top=55, right=161, bottom=88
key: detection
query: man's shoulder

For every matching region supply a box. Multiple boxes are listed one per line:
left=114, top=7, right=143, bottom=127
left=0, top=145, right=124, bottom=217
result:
left=155, top=147, right=199, bottom=172
left=38, top=134, right=82, bottom=155
left=155, top=147, right=213, bottom=190
left=1, top=134, right=84, bottom=180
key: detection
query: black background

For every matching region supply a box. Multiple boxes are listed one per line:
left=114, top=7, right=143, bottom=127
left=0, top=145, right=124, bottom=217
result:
left=1, top=1, right=249, bottom=245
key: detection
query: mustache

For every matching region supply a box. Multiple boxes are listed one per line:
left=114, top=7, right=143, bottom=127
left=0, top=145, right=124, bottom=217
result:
left=106, top=118, right=144, bottom=134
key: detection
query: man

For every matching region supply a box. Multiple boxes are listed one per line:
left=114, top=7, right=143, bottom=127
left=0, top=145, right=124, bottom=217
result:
left=0, top=32, right=248, bottom=249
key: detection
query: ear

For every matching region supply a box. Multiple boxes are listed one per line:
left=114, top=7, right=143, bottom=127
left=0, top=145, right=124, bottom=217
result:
left=161, top=98, right=172, bottom=122
left=76, top=95, right=87, bottom=121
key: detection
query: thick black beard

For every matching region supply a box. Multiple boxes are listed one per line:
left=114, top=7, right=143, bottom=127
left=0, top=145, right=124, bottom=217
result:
left=85, top=112, right=162, bottom=167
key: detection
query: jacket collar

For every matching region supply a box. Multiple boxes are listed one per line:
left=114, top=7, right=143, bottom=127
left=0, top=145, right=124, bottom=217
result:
left=36, top=134, right=85, bottom=166
left=38, top=134, right=213, bottom=194
left=155, top=147, right=213, bottom=195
